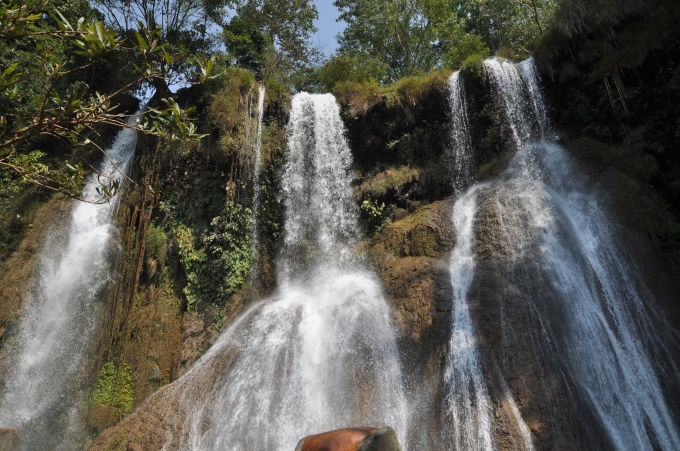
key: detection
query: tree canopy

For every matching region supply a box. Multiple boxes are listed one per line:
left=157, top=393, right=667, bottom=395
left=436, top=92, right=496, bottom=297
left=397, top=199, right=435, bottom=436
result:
left=0, top=0, right=209, bottom=201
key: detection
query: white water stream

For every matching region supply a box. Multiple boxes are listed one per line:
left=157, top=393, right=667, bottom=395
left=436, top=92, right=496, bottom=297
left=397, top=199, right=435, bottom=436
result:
left=250, top=83, right=266, bottom=278
left=448, top=71, right=476, bottom=195
left=0, top=118, right=139, bottom=450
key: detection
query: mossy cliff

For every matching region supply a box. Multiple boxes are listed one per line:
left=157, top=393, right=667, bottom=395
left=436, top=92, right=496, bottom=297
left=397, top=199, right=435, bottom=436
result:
left=80, top=69, right=291, bottom=438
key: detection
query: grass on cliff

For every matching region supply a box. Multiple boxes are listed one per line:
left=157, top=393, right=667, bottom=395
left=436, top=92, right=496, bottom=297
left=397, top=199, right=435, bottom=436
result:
left=333, top=70, right=451, bottom=117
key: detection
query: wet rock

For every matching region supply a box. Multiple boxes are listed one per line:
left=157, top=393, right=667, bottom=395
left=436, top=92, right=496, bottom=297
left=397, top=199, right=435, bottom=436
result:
left=358, top=427, right=402, bottom=451
left=367, top=198, right=455, bottom=450
left=295, top=427, right=402, bottom=451
left=0, top=429, right=19, bottom=451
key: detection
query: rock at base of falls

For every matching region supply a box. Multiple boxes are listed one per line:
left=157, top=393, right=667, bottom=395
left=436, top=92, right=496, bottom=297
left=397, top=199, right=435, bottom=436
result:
left=0, top=429, right=19, bottom=451
left=295, top=427, right=402, bottom=451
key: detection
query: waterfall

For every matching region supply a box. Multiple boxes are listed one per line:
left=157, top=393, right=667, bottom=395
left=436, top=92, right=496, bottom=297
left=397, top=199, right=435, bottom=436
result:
left=0, top=117, right=139, bottom=450
left=448, top=71, right=475, bottom=195
left=278, top=93, right=361, bottom=282
left=147, top=92, right=408, bottom=451
left=250, top=83, right=265, bottom=278
left=444, top=57, right=680, bottom=450
left=443, top=184, right=495, bottom=451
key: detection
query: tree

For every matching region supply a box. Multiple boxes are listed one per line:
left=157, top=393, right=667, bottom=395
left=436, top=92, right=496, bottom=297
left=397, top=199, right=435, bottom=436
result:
left=334, top=0, right=484, bottom=82
left=457, top=0, right=556, bottom=57
left=95, top=0, right=226, bottom=47
left=0, top=0, right=210, bottom=201
left=95, top=0, right=229, bottom=95
left=222, top=16, right=266, bottom=73
left=227, top=0, right=319, bottom=81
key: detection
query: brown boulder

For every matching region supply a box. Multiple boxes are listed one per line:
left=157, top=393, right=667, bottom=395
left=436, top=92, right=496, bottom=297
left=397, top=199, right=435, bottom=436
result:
left=295, top=427, right=402, bottom=451
left=0, top=429, right=19, bottom=451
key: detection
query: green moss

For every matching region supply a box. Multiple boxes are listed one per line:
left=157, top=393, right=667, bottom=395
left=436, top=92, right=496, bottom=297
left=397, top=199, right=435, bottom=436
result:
left=265, top=76, right=290, bottom=111
left=333, top=70, right=449, bottom=116
left=91, top=362, right=135, bottom=419
left=460, top=53, right=487, bottom=79
left=358, top=166, right=420, bottom=199
left=145, top=224, right=168, bottom=279
left=375, top=201, right=451, bottom=258
left=333, top=79, right=382, bottom=116
left=385, top=70, right=450, bottom=107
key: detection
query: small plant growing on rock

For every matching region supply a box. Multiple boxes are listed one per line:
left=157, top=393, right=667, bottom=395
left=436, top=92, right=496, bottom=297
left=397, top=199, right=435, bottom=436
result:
left=361, top=199, right=391, bottom=235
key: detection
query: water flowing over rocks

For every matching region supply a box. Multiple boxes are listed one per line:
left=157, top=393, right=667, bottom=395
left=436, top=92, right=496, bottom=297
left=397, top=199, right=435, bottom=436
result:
left=0, top=117, right=139, bottom=451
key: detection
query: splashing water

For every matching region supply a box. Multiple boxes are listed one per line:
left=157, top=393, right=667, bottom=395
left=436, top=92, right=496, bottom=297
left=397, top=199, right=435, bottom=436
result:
left=444, top=184, right=495, bottom=451
left=279, top=93, right=360, bottom=282
left=0, top=117, right=139, bottom=450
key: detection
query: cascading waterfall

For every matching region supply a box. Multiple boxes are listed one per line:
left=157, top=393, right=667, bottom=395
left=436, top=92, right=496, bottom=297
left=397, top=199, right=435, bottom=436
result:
left=443, top=57, right=680, bottom=450
left=250, top=83, right=266, bottom=276
left=443, top=184, right=494, bottom=451
left=149, top=93, right=408, bottom=451
left=0, top=117, right=139, bottom=450
left=444, top=70, right=535, bottom=451
left=448, top=72, right=476, bottom=195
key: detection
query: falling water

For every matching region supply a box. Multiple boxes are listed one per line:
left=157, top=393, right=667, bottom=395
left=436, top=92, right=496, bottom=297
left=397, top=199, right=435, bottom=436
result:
left=0, top=117, right=139, bottom=450
left=250, top=83, right=266, bottom=277
left=444, top=184, right=494, bottom=451
left=147, top=93, right=408, bottom=450
left=444, top=57, right=680, bottom=450
left=448, top=71, right=476, bottom=195
left=279, top=93, right=361, bottom=281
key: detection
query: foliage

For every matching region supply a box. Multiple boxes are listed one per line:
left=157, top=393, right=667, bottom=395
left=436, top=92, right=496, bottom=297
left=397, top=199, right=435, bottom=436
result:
left=458, top=0, right=556, bottom=58
left=145, top=223, right=167, bottom=278
left=333, top=69, right=449, bottom=117
left=222, top=16, right=267, bottom=73
left=361, top=198, right=391, bottom=234
left=172, top=222, right=207, bottom=310
left=442, top=33, right=490, bottom=70
left=0, top=0, right=210, bottom=201
left=91, top=362, right=135, bottom=418
left=171, top=200, right=253, bottom=310
left=332, top=80, right=382, bottom=116
left=228, top=0, right=319, bottom=84
left=316, top=52, right=385, bottom=92
left=146, top=224, right=168, bottom=263
left=334, top=0, right=471, bottom=82
left=203, top=202, right=253, bottom=296
left=95, top=0, right=226, bottom=55
left=359, top=166, right=420, bottom=199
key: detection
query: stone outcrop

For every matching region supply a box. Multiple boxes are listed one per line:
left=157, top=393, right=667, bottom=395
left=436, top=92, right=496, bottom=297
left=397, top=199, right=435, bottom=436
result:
left=87, top=155, right=680, bottom=451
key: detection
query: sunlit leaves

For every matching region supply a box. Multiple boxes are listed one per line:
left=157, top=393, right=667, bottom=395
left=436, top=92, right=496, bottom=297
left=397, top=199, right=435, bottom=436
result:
left=0, top=0, right=50, bottom=39
left=0, top=0, right=208, bottom=202
left=70, top=20, right=118, bottom=58
left=142, top=98, right=207, bottom=141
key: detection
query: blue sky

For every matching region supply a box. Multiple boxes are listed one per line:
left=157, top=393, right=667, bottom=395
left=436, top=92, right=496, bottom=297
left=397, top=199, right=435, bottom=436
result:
left=311, top=0, right=347, bottom=56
